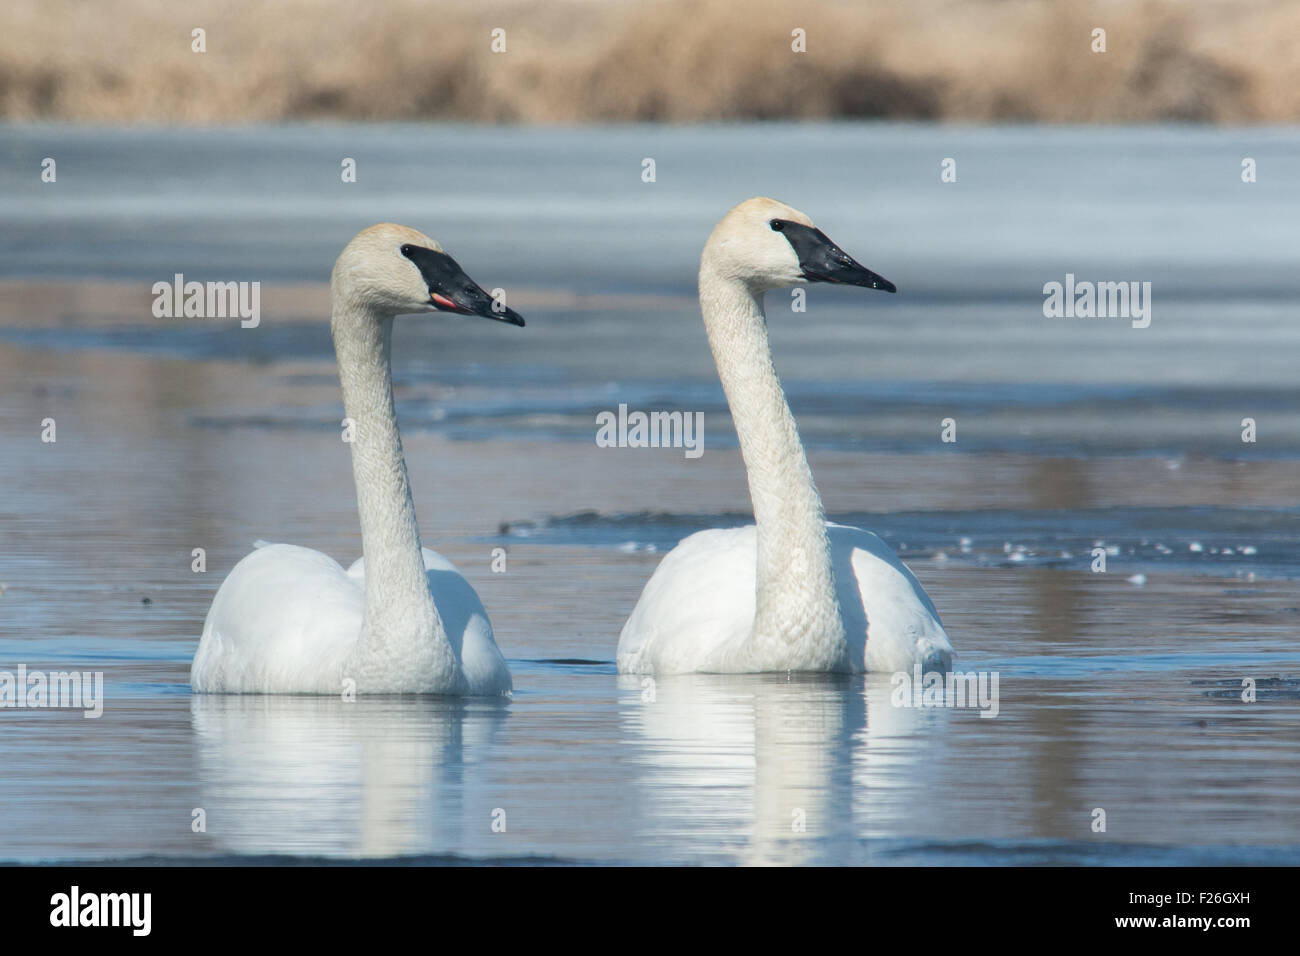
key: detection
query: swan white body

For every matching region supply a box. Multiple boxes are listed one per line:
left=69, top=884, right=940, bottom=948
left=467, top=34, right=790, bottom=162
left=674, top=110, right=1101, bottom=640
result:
left=618, top=198, right=954, bottom=676
left=619, top=524, right=952, bottom=675
left=192, top=223, right=521, bottom=696
left=193, top=543, right=509, bottom=695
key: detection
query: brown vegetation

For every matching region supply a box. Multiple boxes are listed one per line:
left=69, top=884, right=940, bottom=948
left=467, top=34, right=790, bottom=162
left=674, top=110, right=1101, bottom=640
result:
left=1, top=0, right=1296, bottom=124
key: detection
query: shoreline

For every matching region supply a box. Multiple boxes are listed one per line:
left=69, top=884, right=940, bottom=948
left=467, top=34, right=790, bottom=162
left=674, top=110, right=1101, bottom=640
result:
left=2, top=0, right=1297, bottom=125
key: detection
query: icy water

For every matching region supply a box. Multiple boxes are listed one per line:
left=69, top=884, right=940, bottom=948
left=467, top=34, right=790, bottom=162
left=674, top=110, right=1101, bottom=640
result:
left=1, top=123, right=1299, bottom=864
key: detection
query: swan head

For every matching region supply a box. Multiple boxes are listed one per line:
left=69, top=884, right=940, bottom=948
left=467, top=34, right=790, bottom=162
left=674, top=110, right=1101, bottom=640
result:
left=331, top=223, right=524, bottom=326
left=703, top=197, right=895, bottom=295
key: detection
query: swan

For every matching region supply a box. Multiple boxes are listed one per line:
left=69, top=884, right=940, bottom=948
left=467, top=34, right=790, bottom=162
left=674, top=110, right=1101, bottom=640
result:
left=617, top=198, right=955, bottom=676
left=191, top=223, right=522, bottom=696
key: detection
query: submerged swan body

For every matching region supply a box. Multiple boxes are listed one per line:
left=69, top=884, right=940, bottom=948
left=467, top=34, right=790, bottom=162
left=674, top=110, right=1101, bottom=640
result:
left=618, top=198, right=955, bottom=676
left=192, top=224, right=522, bottom=695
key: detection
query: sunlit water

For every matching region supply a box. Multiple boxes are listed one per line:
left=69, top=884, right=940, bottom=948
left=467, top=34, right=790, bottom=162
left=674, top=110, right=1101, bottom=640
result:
left=1, top=123, right=1298, bottom=864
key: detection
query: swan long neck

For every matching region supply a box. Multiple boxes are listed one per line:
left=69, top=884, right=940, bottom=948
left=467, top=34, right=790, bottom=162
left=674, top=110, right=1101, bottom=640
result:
left=331, top=296, right=455, bottom=687
left=698, top=264, right=847, bottom=670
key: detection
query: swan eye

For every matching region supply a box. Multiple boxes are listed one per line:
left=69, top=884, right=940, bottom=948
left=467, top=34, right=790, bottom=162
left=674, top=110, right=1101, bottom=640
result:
left=769, top=220, right=785, bottom=232
left=400, top=244, right=414, bottom=257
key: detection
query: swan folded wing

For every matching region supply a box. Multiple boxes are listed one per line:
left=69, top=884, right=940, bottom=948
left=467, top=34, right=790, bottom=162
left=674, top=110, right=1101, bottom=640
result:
left=192, top=544, right=364, bottom=693
left=346, top=547, right=511, bottom=695
left=617, top=527, right=758, bottom=674
left=827, top=523, right=954, bottom=673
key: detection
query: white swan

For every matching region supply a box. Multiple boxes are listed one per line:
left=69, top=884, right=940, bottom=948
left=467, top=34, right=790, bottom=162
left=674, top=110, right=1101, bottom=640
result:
left=618, top=198, right=954, bottom=676
left=192, top=223, right=522, bottom=696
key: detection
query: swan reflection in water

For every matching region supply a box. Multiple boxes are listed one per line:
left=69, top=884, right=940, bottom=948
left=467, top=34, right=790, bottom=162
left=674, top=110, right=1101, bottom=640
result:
left=191, top=679, right=949, bottom=862
left=191, top=694, right=508, bottom=857
left=618, top=672, right=951, bottom=864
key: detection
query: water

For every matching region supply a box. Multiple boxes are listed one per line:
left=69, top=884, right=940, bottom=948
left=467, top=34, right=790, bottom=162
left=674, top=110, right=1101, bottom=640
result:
left=1, top=122, right=1298, bottom=864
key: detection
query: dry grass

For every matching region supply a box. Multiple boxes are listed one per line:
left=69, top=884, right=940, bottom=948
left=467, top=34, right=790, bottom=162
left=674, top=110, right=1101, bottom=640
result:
left=1, top=0, right=1297, bottom=124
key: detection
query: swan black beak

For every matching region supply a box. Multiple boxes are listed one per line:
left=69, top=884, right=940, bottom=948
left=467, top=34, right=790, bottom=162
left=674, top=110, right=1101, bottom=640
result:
left=400, top=244, right=526, bottom=326
left=772, top=220, right=896, bottom=293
